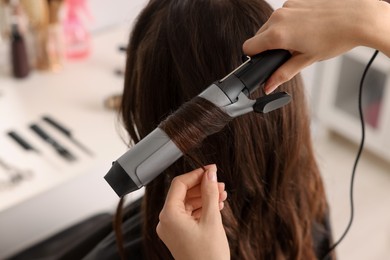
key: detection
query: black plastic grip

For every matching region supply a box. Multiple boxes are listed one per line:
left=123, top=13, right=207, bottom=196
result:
left=235, top=49, right=291, bottom=94
left=105, top=161, right=139, bottom=197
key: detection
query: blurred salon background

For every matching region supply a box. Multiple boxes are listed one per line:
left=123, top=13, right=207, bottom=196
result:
left=0, top=0, right=389, bottom=259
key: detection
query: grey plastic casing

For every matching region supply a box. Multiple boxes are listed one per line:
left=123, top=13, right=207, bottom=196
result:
left=104, top=84, right=243, bottom=197
left=104, top=50, right=292, bottom=197
left=104, top=128, right=182, bottom=197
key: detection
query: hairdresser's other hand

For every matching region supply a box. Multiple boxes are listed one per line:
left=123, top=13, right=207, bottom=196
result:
left=243, top=0, right=390, bottom=94
left=156, top=165, right=230, bottom=260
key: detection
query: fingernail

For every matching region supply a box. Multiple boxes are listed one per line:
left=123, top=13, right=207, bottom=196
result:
left=207, top=169, right=217, bottom=182
left=265, top=84, right=277, bottom=95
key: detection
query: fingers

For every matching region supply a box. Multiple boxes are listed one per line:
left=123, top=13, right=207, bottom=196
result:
left=191, top=202, right=225, bottom=220
left=186, top=182, right=225, bottom=199
left=199, top=165, right=223, bottom=225
left=242, top=8, right=288, bottom=56
left=158, top=166, right=211, bottom=239
left=243, top=31, right=273, bottom=56
left=164, top=165, right=213, bottom=204
left=162, top=164, right=228, bottom=225
left=185, top=190, right=227, bottom=213
left=264, top=54, right=314, bottom=94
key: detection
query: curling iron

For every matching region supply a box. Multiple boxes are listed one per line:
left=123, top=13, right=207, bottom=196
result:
left=105, top=49, right=291, bottom=197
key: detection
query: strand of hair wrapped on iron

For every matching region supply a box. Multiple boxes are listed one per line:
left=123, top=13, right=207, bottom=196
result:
left=159, top=97, right=232, bottom=155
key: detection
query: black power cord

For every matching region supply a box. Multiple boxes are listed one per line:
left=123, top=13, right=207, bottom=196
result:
left=322, top=50, right=379, bottom=260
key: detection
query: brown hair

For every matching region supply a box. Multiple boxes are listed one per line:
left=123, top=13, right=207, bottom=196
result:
left=120, top=0, right=330, bottom=259
left=160, top=97, right=232, bottom=154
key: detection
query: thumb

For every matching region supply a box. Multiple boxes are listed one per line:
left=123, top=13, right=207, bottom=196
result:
left=200, top=165, right=221, bottom=225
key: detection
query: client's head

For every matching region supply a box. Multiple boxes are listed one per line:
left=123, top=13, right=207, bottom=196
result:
left=121, top=0, right=328, bottom=259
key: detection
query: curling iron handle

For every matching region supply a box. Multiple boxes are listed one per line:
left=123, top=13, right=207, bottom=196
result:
left=236, top=49, right=291, bottom=93
left=104, top=128, right=183, bottom=197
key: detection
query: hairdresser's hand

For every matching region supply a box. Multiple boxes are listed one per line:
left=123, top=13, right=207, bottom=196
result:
left=243, top=0, right=390, bottom=94
left=156, top=165, right=230, bottom=260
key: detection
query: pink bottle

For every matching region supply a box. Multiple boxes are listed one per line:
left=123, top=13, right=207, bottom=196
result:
left=63, top=0, right=91, bottom=59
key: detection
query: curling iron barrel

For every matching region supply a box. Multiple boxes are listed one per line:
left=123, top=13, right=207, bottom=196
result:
left=104, top=49, right=291, bottom=197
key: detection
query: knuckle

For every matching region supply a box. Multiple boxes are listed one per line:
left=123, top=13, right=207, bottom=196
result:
left=276, top=71, right=292, bottom=83
left=282, top=0, right=297, bottom=8
left=282, top=1, right=290, bottom=8
left=156, top=222, right=167, bottom=240
left=170, top=176, right=182, bottom=187
left=158, top=209, right=168, bottom=223
left=156, top=223, right=162, bottom=236
left=271, top=8, right=287, bottom=21
left=267, top=27, right=286, bottom=46
left=158, top=206, right=175, bottom=225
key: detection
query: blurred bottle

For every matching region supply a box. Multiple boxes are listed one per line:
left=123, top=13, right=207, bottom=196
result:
left=0, top=1, right=11, bottom=74
left=10, top=22, right=29, bottom=78
left=10, top=0, right=29, bottom=78
left=63, top=0, right=90, bottom=59
left=20, top=0, right=50, bottom=70
left=47, top=0, right=64, bottom=71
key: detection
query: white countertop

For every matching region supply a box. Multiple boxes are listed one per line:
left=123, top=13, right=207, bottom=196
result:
left=0, top=24, right=144, bottom=258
